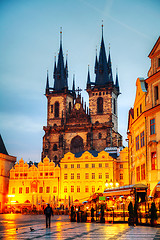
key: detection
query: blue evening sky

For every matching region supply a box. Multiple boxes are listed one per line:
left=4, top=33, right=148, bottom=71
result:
left=0, top=0, right=160, bottom=162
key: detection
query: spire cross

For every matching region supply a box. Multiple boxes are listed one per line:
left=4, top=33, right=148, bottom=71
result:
left=75, top=87, right=82, bottom=95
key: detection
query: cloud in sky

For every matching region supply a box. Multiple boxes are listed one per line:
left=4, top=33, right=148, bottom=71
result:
left=0, top=0, right=160, bottom=162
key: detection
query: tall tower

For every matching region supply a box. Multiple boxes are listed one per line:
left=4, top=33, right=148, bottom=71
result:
left=86, top=25, right=121, bottom=148
left=42, top=30, right=75, bottom=164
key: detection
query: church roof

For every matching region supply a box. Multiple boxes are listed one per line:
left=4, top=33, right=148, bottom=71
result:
left=0, top=135, right=8, bottom=155
left=75, top=150, right=99, bottom=158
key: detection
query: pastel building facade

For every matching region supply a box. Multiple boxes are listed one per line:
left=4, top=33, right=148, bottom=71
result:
left=127, top=37, right=160, bottom=197
left=8, top=149, right=128, bottom=208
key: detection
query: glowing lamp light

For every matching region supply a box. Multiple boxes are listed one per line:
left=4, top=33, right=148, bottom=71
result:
left=109, top=182, right=113, bottom=187
left=105, top=182, right=109, bottom=188
left=115, top=182, right=119, bottom=187
left=8, top=195, right=15, bottom=198
left=11, top=201, right=16, bottom=203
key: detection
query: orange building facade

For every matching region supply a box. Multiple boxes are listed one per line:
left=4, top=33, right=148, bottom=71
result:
left=8, top=149, right=128, bottom=210
left=127, top=37, right=160, bottom=197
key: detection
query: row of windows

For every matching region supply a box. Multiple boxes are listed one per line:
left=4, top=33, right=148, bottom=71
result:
left=64, top=163, right=109, bottom=169
left=13, top=172, right=55, bottom=178
left=136, top=163, right=145, bottom=181
left=92, top=92, right=107, bottom=96
left=12, top=186, right=57, bottom=194
left=64, top=172, right=110, bottom=180
left=64, top=185, right=103, bottom=193
left=135, top=131, right=145, bottom=151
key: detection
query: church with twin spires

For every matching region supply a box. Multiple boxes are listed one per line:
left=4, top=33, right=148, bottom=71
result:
left=42, top=26, right=122, bottom=164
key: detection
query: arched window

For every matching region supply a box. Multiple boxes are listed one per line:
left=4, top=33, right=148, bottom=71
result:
left=97, top=97, right=103, bottom=114
left=70, top=135, right=84, bottom=154
left=53, top=144, right=57, bottom=151
left=54, top=102, right=59, bottom=118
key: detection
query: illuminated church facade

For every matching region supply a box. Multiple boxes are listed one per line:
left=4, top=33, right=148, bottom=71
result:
left=42, top=27, right=122, bottom=164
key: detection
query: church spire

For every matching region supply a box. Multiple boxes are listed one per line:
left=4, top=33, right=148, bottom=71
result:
left=108, top=46, right=113, bottom=83
left=46, top=70, right=49, bottom=94
left=53, top=28, right=68, bottom=91
left=87, top=65, right=91, bottom=88
left=94, top=48, right=98, bottom=74
left=72, top=74, right=75, bottom=93
left=95, top=24, right=110, bottom=86
left=53, top=55, right=56, bottom=79
left=115, top=68, right=120, bottom=94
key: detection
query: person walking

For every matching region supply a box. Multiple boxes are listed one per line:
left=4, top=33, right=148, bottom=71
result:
left=44, top=204, right=53, bottom=228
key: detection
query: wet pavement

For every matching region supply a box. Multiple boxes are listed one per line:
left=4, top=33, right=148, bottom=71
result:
left=0, top=214, right=160, bottom=239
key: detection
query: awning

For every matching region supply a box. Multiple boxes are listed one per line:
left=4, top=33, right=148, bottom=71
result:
left=103, top=189, right=131, bottom=197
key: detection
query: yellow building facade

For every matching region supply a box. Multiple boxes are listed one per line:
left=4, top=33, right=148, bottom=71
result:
left=128, top=37, right=160, bottom=197
left=8, top=149, right=128, bottom=209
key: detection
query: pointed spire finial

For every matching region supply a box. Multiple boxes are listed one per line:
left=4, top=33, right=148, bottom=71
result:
left=60, top=27, right=62, bottom=45
left=102, top=20, right=104, bottom=36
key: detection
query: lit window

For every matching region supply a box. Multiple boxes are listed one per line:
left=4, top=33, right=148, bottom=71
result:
left=136, top=135, right=139, bottom=151
left=77, top=186, right=80, bottom=192
left=64, top=164, right=67, bottom=168
left=120, top=173, right=123, bottom=180
left=53, top=186, right=57, bottom=193
left=105, top=173, right=109, bottom=179
left=77, top=173, right=80, bottom=179
left=85, top=164, right=89, bottom=168
left=150, top=119, right=155, bottom=135
left=99, top=163, right=102, bottom=168
left=151, top=152, right=156, bottom=170
left=92, top=186, right=95, bottom=193
left=136, top=166, right=140, bottom=182
left=85, top=173, right=89, bottom=179
left=105, top=163, right=109, bottom=168
left=19, top=187, right=22, bottom=194
left=26, top=187, right=29, bottom=193
left=40, top=172, right=43, bottom=177
left=71, top=164, right=74, bottom=168
left=99, top=173, right=102, bottom=179
left=46, top=187, right=50, bottom=193
left=77, top=164, right=80, bottom=168
left=120, top=164, right=123, bottom=169
left=85, top=186, right=89, bottom=192
left=39, top=187, right=43, bottom=193
left=71, top=173, right=74, bottom=179
left=64, top=186, right=67, bottom=193
left=71, top=186, right=74, bottom=192
left=141, top=164, right=145, bottom=180
left=140, top=131, right=145, bottom=148
left=92, top=164, right=95, bottom=168
left=92, top=173, right=95, bottom=179
left=15, top=173, right=19, bottom=178
left=12, top=188, right=15, bottom=194
left=64, top=173, right=67, bottom=180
